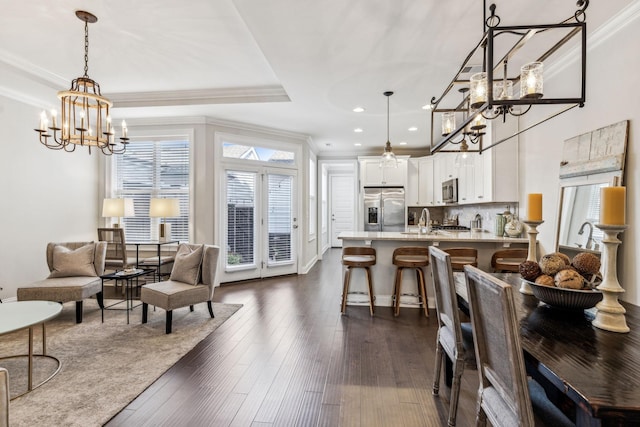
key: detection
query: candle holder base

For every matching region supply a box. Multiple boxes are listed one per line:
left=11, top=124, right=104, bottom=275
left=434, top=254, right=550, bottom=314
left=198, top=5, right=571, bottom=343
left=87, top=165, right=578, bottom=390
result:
left=592, top=224, right=629, bottom=333
left=520, top=220, right=544, bottom=295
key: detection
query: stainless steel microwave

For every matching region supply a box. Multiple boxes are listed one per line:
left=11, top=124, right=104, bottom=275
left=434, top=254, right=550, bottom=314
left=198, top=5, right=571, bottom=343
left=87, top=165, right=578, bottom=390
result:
left=442, top=178, right=458, bottom=203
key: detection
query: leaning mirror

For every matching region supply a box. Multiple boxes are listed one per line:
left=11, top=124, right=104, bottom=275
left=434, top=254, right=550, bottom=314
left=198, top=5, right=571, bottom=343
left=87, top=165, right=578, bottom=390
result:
left=556, top=178, right=618, bottom=253
left=555, top=120, right=628, bottom=257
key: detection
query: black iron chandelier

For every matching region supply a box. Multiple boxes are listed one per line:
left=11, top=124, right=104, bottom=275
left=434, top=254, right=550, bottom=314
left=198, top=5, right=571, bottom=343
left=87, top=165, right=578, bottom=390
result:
left=35, top=11, right=129, bottom=155
left=429, top=0, right=589, bottom=155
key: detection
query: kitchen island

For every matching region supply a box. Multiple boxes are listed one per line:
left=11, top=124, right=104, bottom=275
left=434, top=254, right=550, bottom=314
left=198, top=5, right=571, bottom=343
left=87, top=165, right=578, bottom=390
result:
left=338, top=230, right=528, bottom=310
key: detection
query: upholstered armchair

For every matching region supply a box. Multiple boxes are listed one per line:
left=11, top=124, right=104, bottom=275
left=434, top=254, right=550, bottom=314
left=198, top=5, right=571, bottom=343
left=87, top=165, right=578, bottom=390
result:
left=141, top=244, right=219, bottom=334
left=17, top=242, right=107, bottom=323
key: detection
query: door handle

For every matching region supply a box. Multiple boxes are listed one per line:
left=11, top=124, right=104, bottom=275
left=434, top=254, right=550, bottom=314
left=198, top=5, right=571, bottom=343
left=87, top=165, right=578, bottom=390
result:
left=292, top=224, right=298, bottom=229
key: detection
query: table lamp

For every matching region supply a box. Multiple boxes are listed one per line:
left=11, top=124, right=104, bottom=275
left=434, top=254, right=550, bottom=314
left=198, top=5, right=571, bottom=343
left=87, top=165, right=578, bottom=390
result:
left=149, top=198, right=180, bottom=242
left=102, top=198, right=134, bottom=228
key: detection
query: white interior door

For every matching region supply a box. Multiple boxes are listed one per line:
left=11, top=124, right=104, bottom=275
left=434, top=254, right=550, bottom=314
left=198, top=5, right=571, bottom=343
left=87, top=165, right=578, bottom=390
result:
left=221, top=167, right=297, bottom=283
left=330, top=174, right=355, bottom=247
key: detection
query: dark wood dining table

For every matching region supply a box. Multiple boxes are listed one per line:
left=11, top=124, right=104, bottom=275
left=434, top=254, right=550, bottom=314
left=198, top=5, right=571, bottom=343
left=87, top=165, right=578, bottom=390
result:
left=454, top=272, right=640, bottom=426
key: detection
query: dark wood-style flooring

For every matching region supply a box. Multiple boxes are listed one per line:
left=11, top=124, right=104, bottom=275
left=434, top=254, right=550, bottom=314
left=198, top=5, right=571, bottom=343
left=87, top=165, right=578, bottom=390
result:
left=106, top=248, right=479, bottom=427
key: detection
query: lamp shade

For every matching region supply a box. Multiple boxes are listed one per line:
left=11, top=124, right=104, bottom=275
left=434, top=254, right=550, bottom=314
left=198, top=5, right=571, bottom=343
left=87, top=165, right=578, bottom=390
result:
left=102, top=198, right=134, bottom=217
left=149, top=198, right=180, bottom=218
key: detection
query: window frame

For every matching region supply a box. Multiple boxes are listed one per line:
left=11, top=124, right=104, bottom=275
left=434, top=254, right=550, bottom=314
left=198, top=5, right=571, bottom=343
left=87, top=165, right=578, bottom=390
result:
left=105, top=129, right=195, bottom=243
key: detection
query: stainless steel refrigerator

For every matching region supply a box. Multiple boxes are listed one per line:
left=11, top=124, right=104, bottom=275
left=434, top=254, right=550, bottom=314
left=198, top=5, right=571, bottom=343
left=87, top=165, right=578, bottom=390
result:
left=363, top=187, right=405, bottom=232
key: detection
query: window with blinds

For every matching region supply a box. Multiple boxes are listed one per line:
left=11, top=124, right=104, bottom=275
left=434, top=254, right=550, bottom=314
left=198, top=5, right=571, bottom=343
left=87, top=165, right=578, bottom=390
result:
left=112, top=139, right=190, bottom=242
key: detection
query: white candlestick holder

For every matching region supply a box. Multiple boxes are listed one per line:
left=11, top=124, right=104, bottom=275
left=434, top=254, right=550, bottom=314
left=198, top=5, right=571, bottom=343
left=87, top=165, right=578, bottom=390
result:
left=592, top=224, right=629, bottom=333
left=520, top=220, right=543, bottom=295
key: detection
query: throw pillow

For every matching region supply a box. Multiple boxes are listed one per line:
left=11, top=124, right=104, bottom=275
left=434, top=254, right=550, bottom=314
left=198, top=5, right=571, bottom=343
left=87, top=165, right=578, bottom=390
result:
left=48, top=244, right=97, bottom=278
left=169, top=244, right=204, bottom=285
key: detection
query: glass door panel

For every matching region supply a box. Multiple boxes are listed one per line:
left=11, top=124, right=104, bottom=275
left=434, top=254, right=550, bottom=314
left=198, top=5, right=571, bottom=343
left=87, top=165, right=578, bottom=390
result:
left=225, top=170, right=257, bottom=272
left=267, top=173, right=293, bottom=266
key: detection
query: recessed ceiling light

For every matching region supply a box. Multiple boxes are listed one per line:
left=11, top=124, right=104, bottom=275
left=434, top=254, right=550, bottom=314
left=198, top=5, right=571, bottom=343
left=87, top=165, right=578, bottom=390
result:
left=354, top=128, right=363, bottom=133
left=354, top=143, right=362, bottom=146
left=422, top=104, right=432, bottom=110
left=399, top=141, right=408, bottom=145
left=408, top=126, right=418, bottom=132
left=353, top=107, right=365, bottom=113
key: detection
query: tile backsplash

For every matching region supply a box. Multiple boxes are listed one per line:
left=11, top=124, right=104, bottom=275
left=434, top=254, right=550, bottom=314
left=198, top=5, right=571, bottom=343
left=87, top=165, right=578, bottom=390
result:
left=408, top=203, right=521, bottom=236
left=445, top=202, right=521, bottom=235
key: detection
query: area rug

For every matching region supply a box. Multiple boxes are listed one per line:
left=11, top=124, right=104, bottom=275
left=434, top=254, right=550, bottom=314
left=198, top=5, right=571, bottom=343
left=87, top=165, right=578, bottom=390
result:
left=0, top=299, right=242, bottom=427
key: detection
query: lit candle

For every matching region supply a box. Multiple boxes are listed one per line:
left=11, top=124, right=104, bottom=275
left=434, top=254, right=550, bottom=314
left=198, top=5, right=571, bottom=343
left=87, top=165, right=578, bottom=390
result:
left=122, top=120, right=128, bottom=138
left=50, top=109, right=57, bottom=128
left=80, top=110, right=85, bottom=130
left=600, top=186, right=626, bottom=225
left=527, top=193, right=543, bottom=221
left=527, top=74, right=536, bottom=95
left=106, top=116, right=112, bottom=134
left=39, top=110, right=47, bottom=131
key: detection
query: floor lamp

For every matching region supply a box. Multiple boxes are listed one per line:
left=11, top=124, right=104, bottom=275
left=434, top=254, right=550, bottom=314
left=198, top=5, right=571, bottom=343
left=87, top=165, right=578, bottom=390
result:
left=149, top=198, right=180, bottom=242
left=102, top=198, right=134, bottom=228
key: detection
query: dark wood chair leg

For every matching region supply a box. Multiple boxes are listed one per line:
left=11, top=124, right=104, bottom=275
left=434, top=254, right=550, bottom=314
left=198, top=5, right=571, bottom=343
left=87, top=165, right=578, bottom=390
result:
left=166, top=310, right=172, bottom=334
left=190, top=305, right=194, bottom=312
left=207, top=301, right=215, bottom=318
left=96, top=291, right=104, bottom=309
left=75, top=301, right=83, bottom=323
left=142, top=302, right=148, bottom=324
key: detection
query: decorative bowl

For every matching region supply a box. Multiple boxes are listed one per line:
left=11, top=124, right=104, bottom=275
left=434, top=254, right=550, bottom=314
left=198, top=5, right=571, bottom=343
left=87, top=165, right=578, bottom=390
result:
left=524, top=279, right=603, bottom=310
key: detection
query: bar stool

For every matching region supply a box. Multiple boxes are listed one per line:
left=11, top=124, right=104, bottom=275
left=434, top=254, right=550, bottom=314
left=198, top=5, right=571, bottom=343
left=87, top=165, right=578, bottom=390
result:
left=392, top=246, right=429, bottom=317
left=491, top=249, right=528, bottom=272
left=341, top=247, right=376, bottom=316
left=443, top=247, right=478, bottom=272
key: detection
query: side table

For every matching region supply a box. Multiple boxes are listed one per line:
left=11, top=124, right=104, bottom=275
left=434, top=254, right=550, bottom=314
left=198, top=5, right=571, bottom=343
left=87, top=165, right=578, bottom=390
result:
left=100, top=269, right=154, bottom=324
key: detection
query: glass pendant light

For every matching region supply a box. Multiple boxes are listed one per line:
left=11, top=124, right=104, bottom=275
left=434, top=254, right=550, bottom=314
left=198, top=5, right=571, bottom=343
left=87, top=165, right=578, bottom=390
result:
left=454, top=140, right=475, bottom=168
left=379, top=91, right=398, bottom=168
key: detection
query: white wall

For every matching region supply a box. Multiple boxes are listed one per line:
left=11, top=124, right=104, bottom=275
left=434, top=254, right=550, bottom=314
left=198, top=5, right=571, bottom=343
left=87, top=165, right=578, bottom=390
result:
left=519, top=3, right=640, bottom=304
left=0, top=95, right=99, bottom=299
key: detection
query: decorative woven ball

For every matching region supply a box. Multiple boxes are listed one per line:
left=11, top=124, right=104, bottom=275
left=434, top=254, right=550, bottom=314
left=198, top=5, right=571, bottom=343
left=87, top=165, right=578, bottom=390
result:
left=554, top=269, right=584, bottom=290
left=519, top=260, right=541, bottom=281
left=539, top=254, right=567, bottom=276
left=534, top=274, right=555, bottom=287
left=550, top=251, right=571, bottom=266
left=572, top=252, right=601, bottom=277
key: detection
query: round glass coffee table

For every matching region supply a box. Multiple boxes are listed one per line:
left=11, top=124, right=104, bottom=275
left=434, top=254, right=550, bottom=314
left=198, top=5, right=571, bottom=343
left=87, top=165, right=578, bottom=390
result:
left=0, top=300, right=62, bottom=399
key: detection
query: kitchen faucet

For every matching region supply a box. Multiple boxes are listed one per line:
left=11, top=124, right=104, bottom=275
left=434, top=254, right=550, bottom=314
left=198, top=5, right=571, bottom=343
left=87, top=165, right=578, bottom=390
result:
left=578, top=221, right=594, bottom=250
left=419, top=208, right=431, bottom=234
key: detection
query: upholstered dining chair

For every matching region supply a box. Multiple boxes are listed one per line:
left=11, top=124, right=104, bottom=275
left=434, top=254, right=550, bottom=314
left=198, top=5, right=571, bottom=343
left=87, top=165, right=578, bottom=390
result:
left=141, top=244, right=219, bottom=334
left=0, top=367, right=8, bottom=427
left=429, top=247, right=475, bottom=427
left=464, top=266, right=574, bottom=427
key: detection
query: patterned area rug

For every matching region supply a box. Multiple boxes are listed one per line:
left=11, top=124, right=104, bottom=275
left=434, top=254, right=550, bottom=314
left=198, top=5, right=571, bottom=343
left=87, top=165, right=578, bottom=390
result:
left=0, top=299, right=242, bottom=426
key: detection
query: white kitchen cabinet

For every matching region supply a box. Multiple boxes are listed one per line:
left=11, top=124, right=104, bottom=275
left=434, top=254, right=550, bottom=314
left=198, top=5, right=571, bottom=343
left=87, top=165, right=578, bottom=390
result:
left=429, top=119, right=518, bottom=205
left=407, top=157, right=435, bottom=206
left=359, top=156, right=408, bottom=187
left=432, top=153, right=455, bottom=205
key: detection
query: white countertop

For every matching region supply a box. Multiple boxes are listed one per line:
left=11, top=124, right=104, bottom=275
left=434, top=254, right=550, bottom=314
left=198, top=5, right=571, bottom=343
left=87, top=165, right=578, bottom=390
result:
left=337, top=230, right=528, bottom=243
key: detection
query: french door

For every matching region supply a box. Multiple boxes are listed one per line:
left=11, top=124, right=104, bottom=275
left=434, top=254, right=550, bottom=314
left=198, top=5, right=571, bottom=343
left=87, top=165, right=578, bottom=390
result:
left=221, top=167, right=298, bottom=282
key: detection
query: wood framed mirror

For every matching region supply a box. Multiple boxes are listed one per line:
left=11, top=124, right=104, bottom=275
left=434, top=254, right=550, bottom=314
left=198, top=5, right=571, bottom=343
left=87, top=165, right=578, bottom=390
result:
left=555, top=121, right=628, bottom=257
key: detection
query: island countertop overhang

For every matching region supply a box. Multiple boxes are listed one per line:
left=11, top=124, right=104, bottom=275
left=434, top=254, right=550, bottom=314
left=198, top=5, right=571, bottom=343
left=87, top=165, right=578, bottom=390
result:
left=338, top=230, right=528, bottom=244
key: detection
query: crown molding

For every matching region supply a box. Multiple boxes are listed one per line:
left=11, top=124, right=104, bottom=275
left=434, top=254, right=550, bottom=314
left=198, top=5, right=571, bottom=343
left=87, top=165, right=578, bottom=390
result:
left=121, top=115, right=311, bottom=142
left=107, top=86, right=290, bottom=108
left=546, top=1, right=640, bottom=80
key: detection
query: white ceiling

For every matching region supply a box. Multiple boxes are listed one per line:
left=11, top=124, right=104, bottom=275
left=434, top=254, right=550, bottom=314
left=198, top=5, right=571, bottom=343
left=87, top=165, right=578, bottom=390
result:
left=0, top=0, right=631, bottom=156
